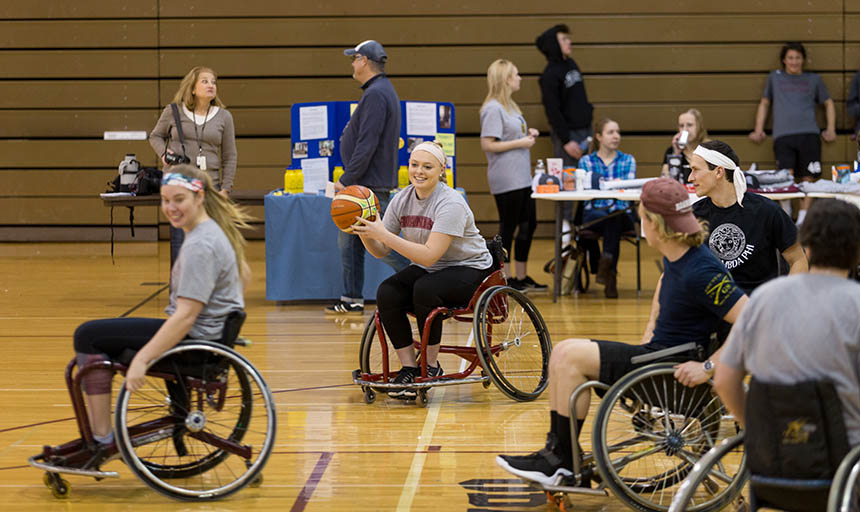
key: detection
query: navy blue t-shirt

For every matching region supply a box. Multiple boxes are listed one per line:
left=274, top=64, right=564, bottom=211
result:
left=649, top=245, right=745, bottom=348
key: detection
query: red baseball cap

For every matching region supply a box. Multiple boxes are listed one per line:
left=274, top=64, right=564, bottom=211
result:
left=640, top=178, right=701, bottom=235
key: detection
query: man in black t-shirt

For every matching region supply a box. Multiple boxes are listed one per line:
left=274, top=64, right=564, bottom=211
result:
left=496, top=178, right=747, bottom=487
left=688, top=140, right=807, bottom=294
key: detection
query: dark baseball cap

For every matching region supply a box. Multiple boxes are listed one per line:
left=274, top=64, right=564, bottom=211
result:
left=343, top=40, right=387, bottom=63
left=640, top=178, right=701, bottom=235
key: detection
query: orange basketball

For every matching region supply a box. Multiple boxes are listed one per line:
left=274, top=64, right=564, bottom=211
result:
left=330, top=185, right=379, bottom=233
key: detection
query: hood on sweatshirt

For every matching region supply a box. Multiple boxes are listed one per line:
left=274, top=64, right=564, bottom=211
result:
left=536, top=24, right=568, bottom=63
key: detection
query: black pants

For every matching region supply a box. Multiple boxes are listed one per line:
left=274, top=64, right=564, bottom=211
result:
left=582, top=210, right=636, bottom=271
left=377, top=264, right=492, bottom=349
left=493, top=187, right=537, bottom=263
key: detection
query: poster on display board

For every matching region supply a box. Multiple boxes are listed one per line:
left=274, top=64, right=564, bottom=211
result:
left=289, top=100, right=456, bottom=186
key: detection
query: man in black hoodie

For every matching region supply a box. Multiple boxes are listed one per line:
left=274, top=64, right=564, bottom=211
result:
left=536, top=24, right=594, bottom=170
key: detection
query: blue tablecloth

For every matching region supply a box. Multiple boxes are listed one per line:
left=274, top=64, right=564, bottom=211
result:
left=264, top=192, right=396, bottom=301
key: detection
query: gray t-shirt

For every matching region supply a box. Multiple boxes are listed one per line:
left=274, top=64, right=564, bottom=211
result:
left=721, top=274, right=860, bottom=445
left=480, top=100, right=532, bottom=195
left=383, top=183, right=493, bottom=272
left=166, top=219, right=244, bottom=340
left=762, top=70, right=830, bottom=140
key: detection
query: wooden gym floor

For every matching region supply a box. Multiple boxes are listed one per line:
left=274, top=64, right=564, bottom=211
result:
left=0, top=239, right=736, bottom=511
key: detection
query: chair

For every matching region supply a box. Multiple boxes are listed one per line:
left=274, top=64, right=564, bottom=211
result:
left=30, top=311, right=277, bottom=501
left=670, top=378, right=852, bottom=512
left=353, top=236, right=552, bottom=406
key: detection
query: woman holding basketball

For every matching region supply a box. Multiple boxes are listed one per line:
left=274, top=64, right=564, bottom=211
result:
left=352, top=141, right=494, bottom=397
left=67, top=164, right=252, bottom=463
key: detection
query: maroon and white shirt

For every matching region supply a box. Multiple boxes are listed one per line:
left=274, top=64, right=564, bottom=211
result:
left=383, top=183, right=493, bottom=272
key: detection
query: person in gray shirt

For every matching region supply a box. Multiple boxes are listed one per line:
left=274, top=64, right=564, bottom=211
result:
left=749, top=42, right=836, bottom=225
left=716, top=198, right=860, bottom=445
left=353, top=141, right=493, bottom=398
left=480, top=58, right=546, bottom=293
left=70, top=164, right=252, bottom=452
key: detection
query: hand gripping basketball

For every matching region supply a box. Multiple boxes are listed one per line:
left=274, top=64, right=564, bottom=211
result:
left=330, top=185, right=379, bottom=233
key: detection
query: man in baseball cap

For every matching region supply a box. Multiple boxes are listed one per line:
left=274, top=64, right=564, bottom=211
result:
left=497, top=177, right=747, bottom=488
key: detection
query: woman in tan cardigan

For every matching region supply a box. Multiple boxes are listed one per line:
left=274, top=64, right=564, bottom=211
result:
left=149, top=66, right=238, bottom=195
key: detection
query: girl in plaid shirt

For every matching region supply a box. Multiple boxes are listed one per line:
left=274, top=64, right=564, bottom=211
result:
left=577, top=118, right=637, bottom=297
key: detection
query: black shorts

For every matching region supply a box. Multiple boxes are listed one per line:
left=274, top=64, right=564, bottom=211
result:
left=773, top=133, right=822, bottom=180
left=594, top=339, right=704, bottom=388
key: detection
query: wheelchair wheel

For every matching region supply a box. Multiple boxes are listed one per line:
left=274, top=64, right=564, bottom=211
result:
left=115, top=341, right=276, bottom=501
left=592, top=363, right=746, bottom=511
left=828, top=445, right=860, bottom=512
left=572, top=249, right=590, bottom=294
left=359, top=311, right=406, bottom=392
left=473, top=285, right=551, bottom=401
left=669, top=434, right=748, bottom=512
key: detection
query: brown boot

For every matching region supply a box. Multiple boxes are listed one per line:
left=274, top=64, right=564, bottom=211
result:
left=604, top=272, right=618, bottom=298
left=596, top=254, right=614, bottom=285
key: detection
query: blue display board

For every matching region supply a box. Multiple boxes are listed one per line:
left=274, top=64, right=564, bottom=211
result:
left=289, top=100, right=456, bottom=186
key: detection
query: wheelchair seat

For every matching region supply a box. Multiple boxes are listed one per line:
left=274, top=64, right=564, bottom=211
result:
left=744, top=377, right=850, bottom=511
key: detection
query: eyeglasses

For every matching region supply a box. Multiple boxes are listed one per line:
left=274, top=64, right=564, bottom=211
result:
left=351, top=54, right=365, bottom=62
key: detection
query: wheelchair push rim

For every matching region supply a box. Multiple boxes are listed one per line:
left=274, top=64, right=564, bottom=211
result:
left=473, top=285, right=551, bottom=401
left=592, top=363, right=746, bottom=512
left=115, top=341, right=276, bottom=501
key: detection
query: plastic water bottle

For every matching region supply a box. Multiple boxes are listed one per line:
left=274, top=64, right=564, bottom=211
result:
left=579, top=136, right=593, bottom=152
left=532, top=159, right=546, bottom=192
left=598, top=176, right=606, bottom=190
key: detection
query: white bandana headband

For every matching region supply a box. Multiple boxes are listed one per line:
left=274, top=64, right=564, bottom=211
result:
left=411, top=141, right=447, bottom=169
left=693, top=146, right=747, bottom=206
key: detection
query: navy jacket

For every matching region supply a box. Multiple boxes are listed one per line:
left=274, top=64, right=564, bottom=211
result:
left=339, top=73, right=401, bottom=189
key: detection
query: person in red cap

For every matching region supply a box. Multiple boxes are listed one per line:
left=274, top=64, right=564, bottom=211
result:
left=496, top=177, right=748, bottom=487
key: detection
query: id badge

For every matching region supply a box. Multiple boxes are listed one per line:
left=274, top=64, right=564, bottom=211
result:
left=196, top=155, right=207, bottom=171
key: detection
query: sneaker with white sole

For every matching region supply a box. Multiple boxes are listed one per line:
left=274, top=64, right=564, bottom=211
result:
left=496, top=437, right=572, bottom=486
left=521, top=276, right=548, bottom=292
left=324, top=300, right=364, bottom=315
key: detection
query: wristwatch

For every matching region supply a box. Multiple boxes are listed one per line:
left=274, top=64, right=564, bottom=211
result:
left=703, top=359, right=715, bottom=376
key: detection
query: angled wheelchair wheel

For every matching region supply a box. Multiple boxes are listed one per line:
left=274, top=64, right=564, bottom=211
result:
left=669, top=433, right=748, bottom=512
left=473, top=285, right=551, bottom=401
left=828, top=445, right=860, bottom=512
left=115, top=341, right=276, bottom=501
left=592, top=363, right=746, bottom=512
left=359, top=311, right=408, bottom=392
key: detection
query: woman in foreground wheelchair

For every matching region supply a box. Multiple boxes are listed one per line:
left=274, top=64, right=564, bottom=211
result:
left=352, top=141, right=495, bottom=398
left=32, top=165, right=275, bottom=500
left=497, top=178, right=748, bottom=503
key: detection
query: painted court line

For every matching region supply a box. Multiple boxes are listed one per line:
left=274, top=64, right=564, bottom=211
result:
left=290, top=451, right=333, bottom=512
left=396, top=386, right=445, bottom=511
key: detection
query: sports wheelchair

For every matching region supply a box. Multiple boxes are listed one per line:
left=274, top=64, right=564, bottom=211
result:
left=533, top=343, right=747, bottom=512
left=352, top=236, right=552, bottom=407
left=672, top=378, right=860, bottom=512
left=29, top=311, right=277, bottom=501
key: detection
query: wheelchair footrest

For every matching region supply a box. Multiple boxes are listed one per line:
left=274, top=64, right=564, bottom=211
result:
left=29, top=455, right=120, bottom=479
left=353, top=369, right=489, bottom=389
left=529, top=480, right=608, bottom=497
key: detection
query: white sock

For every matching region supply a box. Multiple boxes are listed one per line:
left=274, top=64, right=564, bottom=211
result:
left=94, top=432, right=114, bottom=445
left=796, top=209, right=807, bottom=225
left=562, top=219, right=571, bottom=247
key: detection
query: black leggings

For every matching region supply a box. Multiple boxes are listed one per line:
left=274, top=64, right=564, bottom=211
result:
left=377, top=265, right=493, bottom=349
left=493, top=187, right=537, bottom=262
left=73, top=317, right=166, bottom=394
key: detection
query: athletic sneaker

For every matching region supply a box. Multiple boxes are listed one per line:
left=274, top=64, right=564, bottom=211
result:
left=324, top=300, right=364, bottom=315
left=388, top=364, right=443, bottom=398
left=521, top=276, right=548, bottom=292
left=507, top=278, right=527, bottom=292
left=496, top=435, right=573, bottom=486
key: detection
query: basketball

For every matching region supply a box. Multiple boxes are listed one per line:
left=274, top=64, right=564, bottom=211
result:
left=330, top=185, right=379, bottom=233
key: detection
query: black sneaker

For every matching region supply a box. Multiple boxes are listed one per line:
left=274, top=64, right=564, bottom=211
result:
left=522, top=276, right=548, bottom=292
left=507, top=278, right=527, bottom=292
left=496, top=438, right=572, bottom=486
left=388, top=366, right=418, bottom=397
left=324, top=300, right=364, bottom=316
left=427, top=363, right=443, bottom=378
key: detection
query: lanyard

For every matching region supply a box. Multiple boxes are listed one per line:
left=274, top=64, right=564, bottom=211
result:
left=192, top=105, right=211, bottom=155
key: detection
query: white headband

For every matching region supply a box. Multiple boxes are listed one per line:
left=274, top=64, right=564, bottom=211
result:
left=693, top=146, right=747, bottom=207
left=411, top=141, right=447, bottom=169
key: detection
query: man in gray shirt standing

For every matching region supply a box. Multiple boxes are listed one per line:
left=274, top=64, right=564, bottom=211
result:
left=715, top=199, right=860, bottom=446
left=749, top=42, right=836, bottom=226
left=327, top=40, right=408, bottom=315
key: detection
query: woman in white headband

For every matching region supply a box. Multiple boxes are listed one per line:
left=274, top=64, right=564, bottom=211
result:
left=688, top=140, right=807, bottom=297
left=66, top=164, right=252, bottom=461
left=352, top=140, right=495, bottom=399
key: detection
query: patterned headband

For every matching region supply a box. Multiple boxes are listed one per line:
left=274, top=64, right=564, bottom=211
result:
left=162, top=172, right=203, bottom=192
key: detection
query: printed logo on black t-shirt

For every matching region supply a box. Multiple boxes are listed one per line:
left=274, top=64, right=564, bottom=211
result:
left=709, top=223, right=755, bottom=269
left=705, top=273, right=738, bottom=306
